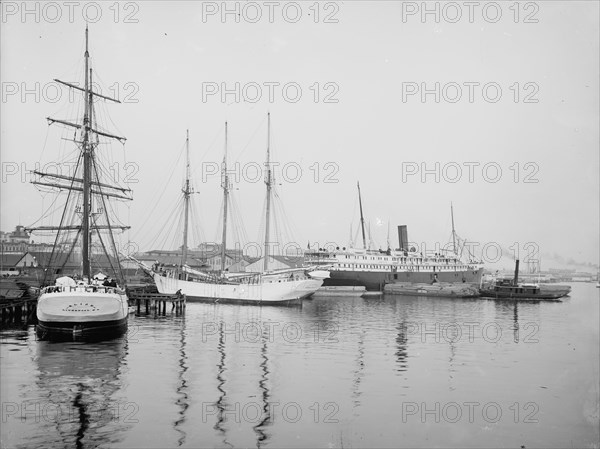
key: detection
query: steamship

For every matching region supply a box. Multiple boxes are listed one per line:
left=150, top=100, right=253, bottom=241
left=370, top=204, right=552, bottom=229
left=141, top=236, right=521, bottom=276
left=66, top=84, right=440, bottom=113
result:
left=304, top=184, right=484, bottom=292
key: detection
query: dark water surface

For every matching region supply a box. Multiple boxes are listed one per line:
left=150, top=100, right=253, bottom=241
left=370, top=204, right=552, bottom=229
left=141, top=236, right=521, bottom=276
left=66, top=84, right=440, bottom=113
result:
left=2, top=283, right=598, bottom=448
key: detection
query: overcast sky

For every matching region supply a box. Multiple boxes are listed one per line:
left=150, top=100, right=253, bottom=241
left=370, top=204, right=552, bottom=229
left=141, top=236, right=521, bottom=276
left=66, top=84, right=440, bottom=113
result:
left=1, top=1, right=598, bottom=270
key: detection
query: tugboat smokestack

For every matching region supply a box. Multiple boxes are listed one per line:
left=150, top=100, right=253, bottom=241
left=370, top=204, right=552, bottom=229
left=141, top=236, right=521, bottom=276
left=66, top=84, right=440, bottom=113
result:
left=513, top=259, right=520, bottom=286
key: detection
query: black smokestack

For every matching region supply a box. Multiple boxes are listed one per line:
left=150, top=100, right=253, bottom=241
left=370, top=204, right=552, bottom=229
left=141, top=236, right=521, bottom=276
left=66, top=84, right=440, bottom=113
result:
left=513, top=259, right=520, bottom=285
left=397, top=225, right=408, bottom=251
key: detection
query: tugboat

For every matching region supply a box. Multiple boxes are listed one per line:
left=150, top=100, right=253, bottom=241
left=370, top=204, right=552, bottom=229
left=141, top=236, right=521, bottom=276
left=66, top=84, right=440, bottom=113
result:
left=479, top=259, right=571, bottom=301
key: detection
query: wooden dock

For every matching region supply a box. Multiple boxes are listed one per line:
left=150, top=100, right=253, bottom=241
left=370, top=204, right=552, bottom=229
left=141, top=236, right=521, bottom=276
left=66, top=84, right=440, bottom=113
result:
left=0, top=298, right=37, bottom=325
left=1, top=278, right=38, bottom=325
left=128, top=292, right=186, bottom=316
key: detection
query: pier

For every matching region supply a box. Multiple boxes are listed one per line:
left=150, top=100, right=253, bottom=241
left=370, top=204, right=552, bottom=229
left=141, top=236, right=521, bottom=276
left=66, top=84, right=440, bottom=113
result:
left=0, top=279, right=38, bottom=325
left=0, top=298, right=37, bottom=325
left=128, top=292, right=186, bottom=316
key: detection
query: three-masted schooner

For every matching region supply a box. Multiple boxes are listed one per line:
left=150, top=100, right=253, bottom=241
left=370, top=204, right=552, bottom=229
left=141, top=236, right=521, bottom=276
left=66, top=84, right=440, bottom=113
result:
left=151, top=114, right=328, bottom=304
left=29, top=27, right=131, bottom=340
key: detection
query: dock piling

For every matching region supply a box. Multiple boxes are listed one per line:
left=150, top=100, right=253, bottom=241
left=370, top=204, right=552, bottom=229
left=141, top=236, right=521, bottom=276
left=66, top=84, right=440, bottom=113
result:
left=128, top=292, right=186, bottom=317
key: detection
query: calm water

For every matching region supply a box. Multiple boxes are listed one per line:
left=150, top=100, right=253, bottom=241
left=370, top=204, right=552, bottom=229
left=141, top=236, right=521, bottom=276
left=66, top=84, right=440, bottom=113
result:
left=1, top=283, right=598, bottom=448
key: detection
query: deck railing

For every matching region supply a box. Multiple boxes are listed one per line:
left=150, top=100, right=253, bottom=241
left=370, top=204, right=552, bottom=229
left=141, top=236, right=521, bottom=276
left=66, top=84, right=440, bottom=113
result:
left=42, top=285, right=122, bottom=295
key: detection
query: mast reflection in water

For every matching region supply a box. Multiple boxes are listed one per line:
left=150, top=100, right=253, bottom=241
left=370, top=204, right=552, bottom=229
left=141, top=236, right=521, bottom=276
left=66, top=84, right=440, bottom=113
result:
left=351, top=329, right=365, bottom=415
left=213, top=322, right=233, bottom=448
left=31, top=338, right=131, bottom=448
left=395, top=321, right=408, bottom=374
left=1, top=285, right=597, bottom=448
left=173, top=316, right=189, bottom=447
left=253, top=332, right=272, bottom=447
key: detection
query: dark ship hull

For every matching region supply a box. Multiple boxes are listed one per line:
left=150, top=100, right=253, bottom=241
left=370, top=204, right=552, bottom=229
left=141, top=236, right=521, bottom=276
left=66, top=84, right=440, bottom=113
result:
left=478, top=259, right=571, bottom=301
left=323, top=267, right=484, bottom=291
left=36, top=318, right=127, bottom=341
left=478, top=283, right=571, bottom=300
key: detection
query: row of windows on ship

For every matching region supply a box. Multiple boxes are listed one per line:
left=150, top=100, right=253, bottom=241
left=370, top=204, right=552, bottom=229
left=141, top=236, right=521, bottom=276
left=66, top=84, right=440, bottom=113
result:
left=337, top=263, right=467, bottom=270
left=336, top=255, right=457, bottom=264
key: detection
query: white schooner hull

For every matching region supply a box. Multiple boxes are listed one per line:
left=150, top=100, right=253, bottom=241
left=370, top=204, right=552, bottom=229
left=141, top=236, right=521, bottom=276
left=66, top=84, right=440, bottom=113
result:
left=153, top=272, right=325, bottom=304
left=36, top=288, right=128, bottom=340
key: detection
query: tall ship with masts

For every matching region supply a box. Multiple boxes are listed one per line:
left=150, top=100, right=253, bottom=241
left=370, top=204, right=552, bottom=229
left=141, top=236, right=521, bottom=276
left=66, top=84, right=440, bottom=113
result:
left=305, top=185, right=484, bottom=291
left=28, top=27, right=131, bottom=340
left=149, top=114, right=328, bottom=304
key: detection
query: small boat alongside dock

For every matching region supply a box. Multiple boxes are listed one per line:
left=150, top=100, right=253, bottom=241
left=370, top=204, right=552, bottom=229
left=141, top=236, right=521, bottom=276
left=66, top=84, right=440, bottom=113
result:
left=312, top=286, right=366, bottom=297
left=384, top=282, right=480, bottom=298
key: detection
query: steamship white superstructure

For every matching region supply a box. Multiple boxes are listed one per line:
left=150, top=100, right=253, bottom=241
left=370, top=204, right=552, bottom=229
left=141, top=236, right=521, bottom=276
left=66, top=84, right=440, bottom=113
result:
left=305, top=244, right=484, bottom=291
left=305, top=187, right=483, bottom=291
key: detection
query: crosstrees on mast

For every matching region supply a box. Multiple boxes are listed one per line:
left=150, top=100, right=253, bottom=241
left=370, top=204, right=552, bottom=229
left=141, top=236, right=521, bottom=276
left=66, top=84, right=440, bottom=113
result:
left=29, top=25, right=131, bottom=283
left=221, top=122, right=230, bottom=274
left=263, top=113, right=272, bottom=273
left=182, top=129, right=192, bottom=266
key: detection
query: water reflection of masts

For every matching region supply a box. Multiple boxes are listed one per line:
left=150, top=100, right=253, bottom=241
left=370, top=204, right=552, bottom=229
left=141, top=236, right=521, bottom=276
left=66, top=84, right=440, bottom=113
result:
left=513, top=302, right=519, bottom=343
left=214, top=322, right=233, bottom=448
left=447, top=335, right=457, bottom=391
left=34, top=339, right=128, bottom=448
left=253, top=333, right=271, bottom=448
left=395, top=321, right=408, bottom=373
left=174, top=315, right=189, bottom=446
left=447, top=303, right=458, bottom=391
left=352, top=329, right=365, bottom=414
left=73, top=382, right=90, bottom=449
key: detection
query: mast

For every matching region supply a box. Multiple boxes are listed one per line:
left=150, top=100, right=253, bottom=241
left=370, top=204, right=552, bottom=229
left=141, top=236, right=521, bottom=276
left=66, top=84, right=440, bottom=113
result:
left=263, top=113, right=272, bottom=272
left=357, top=181, right=367, bottom=250
left=81, top=24, right=92, bottom=280
left=30, top=26, right=129, bottom=284
left=220, top=122, right=229, bottom=273
left=181, top=129, right=191, bottom=266
left=386, top=219, right=390, bottom=251
left=450, top=202, right=457, bottom=257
